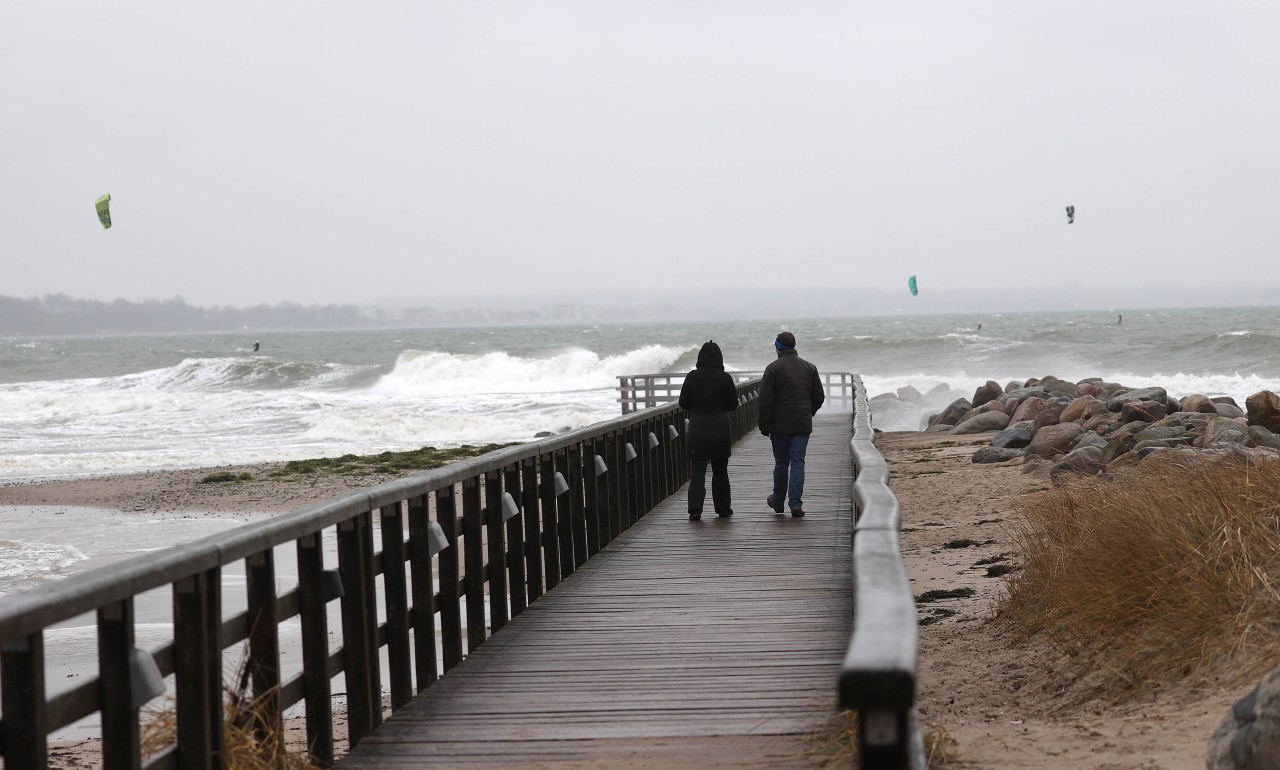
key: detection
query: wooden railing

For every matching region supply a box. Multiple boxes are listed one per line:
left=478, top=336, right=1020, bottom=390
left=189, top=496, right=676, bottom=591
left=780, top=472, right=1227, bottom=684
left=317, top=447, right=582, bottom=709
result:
left=618, top=370, right=855, bottom=414
left=0, top=381, right=762, bottom=770
left=840, top=374, right=925, bottom=769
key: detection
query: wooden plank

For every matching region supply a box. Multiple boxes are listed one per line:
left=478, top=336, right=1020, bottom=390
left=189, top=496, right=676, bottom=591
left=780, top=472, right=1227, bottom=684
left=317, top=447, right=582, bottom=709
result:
left=335, top=413, right=854, bottom=767
left=380, top=504, right=413, bottom=710
left=1, top=632, right=48, bottom=770
left=436, top=486, right=463, bottom=672
left=484, top=470, right=509, bottom=633
left=406, top=495, right=438, bottom=692
left=462, top=477, right=486, bottom=653
left=98, top=599, right=141, bottom=770
left=503, top=465, right=528, bottom=618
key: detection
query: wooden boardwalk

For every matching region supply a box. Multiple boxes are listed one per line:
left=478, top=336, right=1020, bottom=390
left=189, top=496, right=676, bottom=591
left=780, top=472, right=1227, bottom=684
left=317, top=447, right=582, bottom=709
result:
left=337, top=413, right=854, bottom=768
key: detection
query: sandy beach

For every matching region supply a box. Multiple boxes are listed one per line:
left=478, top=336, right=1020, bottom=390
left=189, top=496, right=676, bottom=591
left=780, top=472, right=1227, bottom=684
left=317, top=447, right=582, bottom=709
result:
left=3, top=434, right=1243, bottom=768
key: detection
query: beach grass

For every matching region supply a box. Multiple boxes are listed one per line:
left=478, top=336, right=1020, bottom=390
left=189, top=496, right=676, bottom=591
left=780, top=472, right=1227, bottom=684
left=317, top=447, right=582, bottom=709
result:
left=1003, top=453, right=1280, bottom=700
left=267, top=443, right=514, bottom=480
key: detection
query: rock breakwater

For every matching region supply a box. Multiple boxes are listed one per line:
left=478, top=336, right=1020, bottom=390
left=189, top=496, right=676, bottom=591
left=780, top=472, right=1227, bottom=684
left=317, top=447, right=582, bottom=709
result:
left=871, top=377, right=1280, bottom=482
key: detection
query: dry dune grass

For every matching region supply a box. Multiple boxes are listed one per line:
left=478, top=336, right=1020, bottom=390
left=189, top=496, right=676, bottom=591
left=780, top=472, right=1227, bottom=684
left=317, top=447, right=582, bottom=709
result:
left=1003, top=453, right=1280, bottom=703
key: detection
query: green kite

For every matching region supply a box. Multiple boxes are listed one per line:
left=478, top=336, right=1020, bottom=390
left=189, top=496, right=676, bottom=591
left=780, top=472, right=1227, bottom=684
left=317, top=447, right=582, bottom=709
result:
left=907, top=275, right=918, bottom=296
left=95, top=194, right=112, bottom=229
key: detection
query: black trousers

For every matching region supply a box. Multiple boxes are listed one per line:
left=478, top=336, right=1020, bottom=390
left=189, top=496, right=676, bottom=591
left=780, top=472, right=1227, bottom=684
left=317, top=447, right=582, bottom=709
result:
left=688, top=456, right=731, bottom=514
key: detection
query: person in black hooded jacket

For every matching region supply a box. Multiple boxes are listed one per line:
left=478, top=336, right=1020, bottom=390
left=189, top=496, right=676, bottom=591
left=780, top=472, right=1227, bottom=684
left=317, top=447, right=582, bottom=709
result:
left=678, top=340, right=739, bottom=520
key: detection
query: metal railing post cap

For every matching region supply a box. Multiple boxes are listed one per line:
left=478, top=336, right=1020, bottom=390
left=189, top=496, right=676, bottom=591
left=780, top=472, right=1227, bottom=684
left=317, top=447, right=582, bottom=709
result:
left=625, top=443, right=637, bottom=461
left=594, top=455, right=608, bottom=476
left=553, top=471, right=570, bottom=496
left=427, top=521, right=449, bottom=556
left=647, top=432, right=659, bottom=449
left=501, top=492, right=520, bottom=521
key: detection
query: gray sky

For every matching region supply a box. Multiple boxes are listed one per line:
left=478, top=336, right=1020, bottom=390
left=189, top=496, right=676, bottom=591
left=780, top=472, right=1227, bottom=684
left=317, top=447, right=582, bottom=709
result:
left=3, top=2, right=1278, bottom=311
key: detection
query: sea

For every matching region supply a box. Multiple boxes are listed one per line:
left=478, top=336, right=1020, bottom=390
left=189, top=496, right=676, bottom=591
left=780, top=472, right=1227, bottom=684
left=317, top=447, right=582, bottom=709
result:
left=4, top=306, right=1280, bottom=482
left=5, top=305, right=1280, bottom=732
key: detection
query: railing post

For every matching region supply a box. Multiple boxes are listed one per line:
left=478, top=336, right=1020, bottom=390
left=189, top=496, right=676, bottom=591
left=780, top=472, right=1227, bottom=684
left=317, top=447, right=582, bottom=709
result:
left=407, top=495, right=439, bottom=692
left=484, top=470, right=509, bottom=633
left=521, top=459, right=544, bottom=604
left=568, top=443, right=588, bottom=569
left=1, top=631, right=48, bottom=770
left=296, top=531, right=335, bottom=765
left=381, top=503, right=413, bottom=710
left=337, top=516, right=374, bottom=745
left=504, top=465, right=528, bottom=617
left=584, top=437, right=603, bottom=557
left=436, top=486, right=464, bottom=672
left=555, top=450, right=575, bottom=579
left=98, top=598, right=140, bottom=770
left=462, top=477, right=486, bottom=652
left=172, top=568, right=221, bottom=770
left=246, top=548, right=284, bottom=743
left=539, top=455, right=561, bottom=591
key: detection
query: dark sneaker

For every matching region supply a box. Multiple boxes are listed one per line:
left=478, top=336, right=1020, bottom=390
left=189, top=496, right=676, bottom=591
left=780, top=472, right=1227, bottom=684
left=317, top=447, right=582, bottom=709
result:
left=766, top=496, right=784, bottom=514
left=790, top=508, right=805, bottom=518
left=717, top=510, right=734, bottom=518
left=689, top=512, right=702, bottom=521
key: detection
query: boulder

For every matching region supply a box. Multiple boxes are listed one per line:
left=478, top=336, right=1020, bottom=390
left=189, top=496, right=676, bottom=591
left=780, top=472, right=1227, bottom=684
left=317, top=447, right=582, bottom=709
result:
left=870, top=392, right=900, bottom=403
left=1083, top=412, right=1123, bottom=435
left=1248, top=426, right=1280, bottom=451
left=1037, top=375, right=1081, bottom=398
left=1179, top=394, right=1218, bottom=414
left=972, top=446, right=1026, bottom=464
left=992, top=426, right=1034, bottom=449
left=1205, top=416, right=1251, bottom=447
left=1077, top=382, right=1099, bottom=397
left=1107, top=387, right=1169, bottom=412
left=1060, top=395, right=1103, bottom=424
left=1010, top=397, right=1051, bottom=424
left=1207, top=667, right=1280, bottom=770
left=930, top=398, right=972, bottom=428
left=1026, top=422, right=1084, bottom=458
left=1001, top=387, right=1052, bottom=404
left=1072, top=431, right=1108, bottom=451
left=896, top=385, right=923, bottom=402
left=1004, top=380, right=1024, bottom=393
left=1213, top=396, right=1242, bottom=409
left=925, top=424, right=954, bottom=433
left=971, top=380, right=1003, bottom=408
left=1134, top=425, right=1187, bottom=443
left=1217, top=403, right=1247, bottom=419
left=1033, top=400, right=1070, bottom=430
left=924, top=383, right=952, bottom=398
left=1119, top=400, right=1167, bottom=424
left=949, top=411, right=1011, bottom=435
left=1098, top=421, right=1150, bottom=465
left=1246, top=391, right=1280, bottom=433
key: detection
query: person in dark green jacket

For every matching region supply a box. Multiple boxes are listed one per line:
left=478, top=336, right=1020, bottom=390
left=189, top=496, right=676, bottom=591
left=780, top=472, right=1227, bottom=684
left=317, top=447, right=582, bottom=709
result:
left=758, top=331, right=824, bottom=517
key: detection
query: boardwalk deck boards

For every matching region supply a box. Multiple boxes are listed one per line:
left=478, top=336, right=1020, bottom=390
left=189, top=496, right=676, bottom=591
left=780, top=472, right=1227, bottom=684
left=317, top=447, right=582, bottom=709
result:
left=336, top=413, right=853, bottom=768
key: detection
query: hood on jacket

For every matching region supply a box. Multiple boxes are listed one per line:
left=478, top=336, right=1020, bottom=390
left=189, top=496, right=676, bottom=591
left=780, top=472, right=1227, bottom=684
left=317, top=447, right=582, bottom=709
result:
left=695, top=340, right=724, bottom=370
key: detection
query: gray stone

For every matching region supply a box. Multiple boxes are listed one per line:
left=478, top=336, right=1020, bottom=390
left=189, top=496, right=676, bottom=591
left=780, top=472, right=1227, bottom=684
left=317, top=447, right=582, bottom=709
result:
left=1072, top=431, right=1108, bottom=451
left=950, top=411, right=1012, bottom=435
left=1004, top=380, right=1025, bottom=393
left=1106, top=386, right=1170, bottom=412
left=1010, top=397, right=1051, bottom=424
left=1060, top=395, right=1105, bottom=424
left=1213, top=396, right=1242, bottom=409
left=930, top=398, right=973, bottom=428
left=1001, top=387, right=1052, bottom=404
left=1179, top=393, right=1218, bottom=414
left=1205, top=416, right=1251, bottom=446
left=1218, top=403, right=1247, bottom=419
left=972, top=446, right=1026, bottom=464
left=971, top=380, right=1003, bottom=408
left=925, top=424, right=954, bottom=433
left=1119, top=400, right=1167, bottom=424
left=1208, top=667, right=1280, bottom=770
left=896, top=385, right=923, bottom=402
left=1027, top=422, right=1084, bottom=458
left=870, top=392, right=900, bottom=402
left=1249, top=426, right=1280, bottom=451
left=1033, top=400, right=1070, bottom=430
left=1037, top=375, right=1081, bottom=398
left=992, top=427, right=1033, bottom=449
left=1247, top=391, right=1280, bottom=433
left=1134, top=425, right=1187, bottom=443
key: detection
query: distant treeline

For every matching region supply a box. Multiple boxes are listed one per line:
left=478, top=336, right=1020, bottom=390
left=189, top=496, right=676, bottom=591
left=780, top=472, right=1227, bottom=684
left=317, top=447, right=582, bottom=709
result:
left=0, top=294, right=379, bottom=335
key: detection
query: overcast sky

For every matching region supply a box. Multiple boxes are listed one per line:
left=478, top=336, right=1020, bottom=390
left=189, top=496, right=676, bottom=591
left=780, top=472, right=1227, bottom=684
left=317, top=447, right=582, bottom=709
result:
left=3, top=2, right=1278, bottom=311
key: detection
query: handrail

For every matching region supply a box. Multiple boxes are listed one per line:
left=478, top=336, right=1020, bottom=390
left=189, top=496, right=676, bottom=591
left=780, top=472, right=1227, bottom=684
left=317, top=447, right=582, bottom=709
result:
left=0, top=380, right=763, bottom=770
left=840, top=374, right=926, bottom=769
left=618, top=371, right=855, bottom=414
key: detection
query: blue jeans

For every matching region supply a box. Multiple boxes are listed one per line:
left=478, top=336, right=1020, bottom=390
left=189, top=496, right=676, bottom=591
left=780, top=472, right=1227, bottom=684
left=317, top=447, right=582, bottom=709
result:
left=770, top=433, right=810, bottom=510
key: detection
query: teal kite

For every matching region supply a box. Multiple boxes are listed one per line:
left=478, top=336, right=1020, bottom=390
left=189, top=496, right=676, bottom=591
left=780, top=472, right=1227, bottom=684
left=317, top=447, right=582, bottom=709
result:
left=95, top=194, right=112, bottom=229
left=907, top=275, right=918, bottom=296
